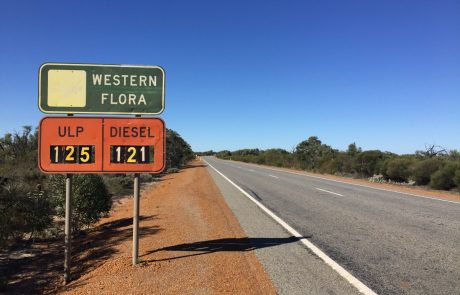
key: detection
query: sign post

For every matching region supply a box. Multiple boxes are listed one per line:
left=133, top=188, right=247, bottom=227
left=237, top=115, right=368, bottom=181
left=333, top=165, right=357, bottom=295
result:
left=133, top=173, right=140, bottom=265
left=38, top=63, right=166, bottom=282
left=64, top=174, right=72, bottom=284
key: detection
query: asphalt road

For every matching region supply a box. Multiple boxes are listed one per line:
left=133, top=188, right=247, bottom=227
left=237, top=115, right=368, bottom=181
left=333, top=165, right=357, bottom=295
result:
left=203, top=156, right=460, bottom=295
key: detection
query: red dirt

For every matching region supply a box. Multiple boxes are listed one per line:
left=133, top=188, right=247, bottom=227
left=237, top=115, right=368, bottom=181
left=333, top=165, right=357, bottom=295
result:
left=59, top=161, right=276, bottom=294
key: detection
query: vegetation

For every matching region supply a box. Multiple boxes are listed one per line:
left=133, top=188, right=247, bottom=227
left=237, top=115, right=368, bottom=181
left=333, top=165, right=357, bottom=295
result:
left=196, top=150, right=215, bottom=156
left=48, top=174, right=111, bottom=232
left=166, top=129, right=194, bottom=169
left=216, top=136, right=460, bottom=192
left=0, top=126, right=193, bottom=249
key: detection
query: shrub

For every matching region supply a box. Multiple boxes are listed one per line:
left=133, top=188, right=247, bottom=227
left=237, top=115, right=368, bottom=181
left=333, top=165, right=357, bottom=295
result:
left=216, top=150, right=231, bottom=159
left=103, top=175, right=133, bottom=196
left=353, top=150, right=385, bottom=177
left=22, top=190, right=55, bottom=239
left=49, top=174, right=111, bottom=232
left=454, top=169, right=460, bottom=192
left=385, top=158, right=413, bottom=182
left=0, top=181, right=54, bottom=247
left=429, top=163, right=459, bottom=190
left=411, top=158, right=443, bottom=185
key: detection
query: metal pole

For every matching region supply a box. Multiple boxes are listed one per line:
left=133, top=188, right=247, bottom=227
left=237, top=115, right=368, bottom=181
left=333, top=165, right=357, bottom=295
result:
left=133, top=173, right=140, bottom=265
left=64, top=173, right=72, bottom=284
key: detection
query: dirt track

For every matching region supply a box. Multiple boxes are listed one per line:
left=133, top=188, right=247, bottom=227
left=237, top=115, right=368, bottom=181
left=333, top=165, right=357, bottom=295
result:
left=60, top=161, right=276, bottom=294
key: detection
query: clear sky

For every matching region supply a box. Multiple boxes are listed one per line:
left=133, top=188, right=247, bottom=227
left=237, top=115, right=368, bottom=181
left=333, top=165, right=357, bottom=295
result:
left=0, top=0, right=459, bottom=154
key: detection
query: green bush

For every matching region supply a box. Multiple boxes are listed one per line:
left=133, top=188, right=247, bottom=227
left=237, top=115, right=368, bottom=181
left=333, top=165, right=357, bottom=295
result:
left=0, top=182, right=54, bottom=247
left=216, top=150, right=231, bottom=159
left=453, top=169, right=460, bottom=192
left=22, top=190, right=55, bottom=239
left=353, top=150, right=385, bottom=177
left=429, top=163, right=459, bottom=190
left=49, top=174, right=111, bottom=232
left=411, top=158, right=443, bottom=185
left=103, top=175, right=133, bottom=196
left=215, top=138, right=460, bottom=193
left=385, top=158, right=413, bottom=182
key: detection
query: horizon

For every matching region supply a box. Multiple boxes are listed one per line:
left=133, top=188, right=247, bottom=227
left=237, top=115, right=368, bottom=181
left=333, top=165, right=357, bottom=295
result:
left=1, top=1, right=459, bottom=154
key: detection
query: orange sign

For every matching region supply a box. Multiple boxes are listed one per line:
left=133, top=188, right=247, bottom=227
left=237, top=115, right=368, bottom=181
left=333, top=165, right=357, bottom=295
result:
left=103, top=118, right=165, bottom=173
left=39, top=117, right=165, bottom=173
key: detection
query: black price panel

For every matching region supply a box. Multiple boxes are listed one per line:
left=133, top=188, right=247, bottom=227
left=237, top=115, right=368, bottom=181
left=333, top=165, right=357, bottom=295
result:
left=110, top=146, right=154, bottom=164
left=50, top=145, right=95, bottom=164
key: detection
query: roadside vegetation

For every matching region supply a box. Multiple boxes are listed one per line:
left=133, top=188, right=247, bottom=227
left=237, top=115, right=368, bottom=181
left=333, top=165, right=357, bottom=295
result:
left=0, top=126, right=193, bottom=251
left=215, top=136, right=460, bottom=192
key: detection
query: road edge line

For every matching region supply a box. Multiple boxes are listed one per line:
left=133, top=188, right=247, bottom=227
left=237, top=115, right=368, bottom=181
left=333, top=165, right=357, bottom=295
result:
left=225, top=159, right=460, bottom=205
left=204, top=159, right=378, bottom=295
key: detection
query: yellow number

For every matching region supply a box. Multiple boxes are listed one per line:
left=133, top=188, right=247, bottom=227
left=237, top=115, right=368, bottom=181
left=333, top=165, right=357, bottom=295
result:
left=127, top=147, right=136, bottom=163
left=65, top=146, right=75, bottom=161
left=80, top=147, right=90, bottom=163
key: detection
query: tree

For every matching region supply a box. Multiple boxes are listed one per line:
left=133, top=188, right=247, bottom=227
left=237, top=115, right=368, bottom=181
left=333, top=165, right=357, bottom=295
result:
left=166, top=129, right=194, bottom=169
left=347, top=142, right=362, bottom=157
left=294, top=136, right=333, bottom=170
left=0, top=126, right=43, bottom=188
left=415, top=144, right=447, bottom=159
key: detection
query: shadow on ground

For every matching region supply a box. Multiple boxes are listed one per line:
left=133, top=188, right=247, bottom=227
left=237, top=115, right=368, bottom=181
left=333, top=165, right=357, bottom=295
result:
left=0, top=215, right=161, bottom=294
left=143, top=236, right=304, bottom=262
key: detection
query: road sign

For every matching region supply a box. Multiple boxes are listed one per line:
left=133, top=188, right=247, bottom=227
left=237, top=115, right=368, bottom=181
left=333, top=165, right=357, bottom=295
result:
left=39, top=117, right=165, bottom=173
left=39, top=63, right=165, bottom=115
left=103, top=118, right=165, bottom=173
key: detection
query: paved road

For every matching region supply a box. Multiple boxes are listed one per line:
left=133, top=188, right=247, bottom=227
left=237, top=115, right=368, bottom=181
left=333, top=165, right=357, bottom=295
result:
left=203, top=157, right=460, bottom=295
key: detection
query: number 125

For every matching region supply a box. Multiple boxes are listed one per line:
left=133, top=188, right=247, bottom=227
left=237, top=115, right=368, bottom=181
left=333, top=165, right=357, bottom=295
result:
left=50, top=145, right=94, bottom=164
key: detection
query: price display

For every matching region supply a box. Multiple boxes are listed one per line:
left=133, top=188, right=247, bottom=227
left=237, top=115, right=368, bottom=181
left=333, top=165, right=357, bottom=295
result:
left=50, top=145, right=95, bottom=164
left=110, top=146, right=153, bottom=164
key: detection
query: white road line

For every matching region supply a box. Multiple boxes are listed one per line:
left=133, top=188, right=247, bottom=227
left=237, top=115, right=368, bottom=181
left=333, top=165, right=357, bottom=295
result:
left=249, top=169, right=255, bottom=172
left=268, top=174, right=279, bottom=179
left=204, top=159, right=377, bottom=295
left=316, top=188, right=344, bottom=196
left=222, top=160, right=460, bottom=205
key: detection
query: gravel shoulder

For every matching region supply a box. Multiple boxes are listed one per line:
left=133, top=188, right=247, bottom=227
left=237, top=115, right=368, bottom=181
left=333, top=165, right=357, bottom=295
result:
left=59, top=160, right=276, bottom=294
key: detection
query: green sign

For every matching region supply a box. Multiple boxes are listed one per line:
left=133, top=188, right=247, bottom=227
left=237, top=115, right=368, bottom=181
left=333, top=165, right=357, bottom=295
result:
left=39, top=63, right=165, bottom=115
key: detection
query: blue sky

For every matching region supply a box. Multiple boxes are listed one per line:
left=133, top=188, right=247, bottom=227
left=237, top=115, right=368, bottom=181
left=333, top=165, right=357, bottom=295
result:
left=0, top=0, right=459, bottom=154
